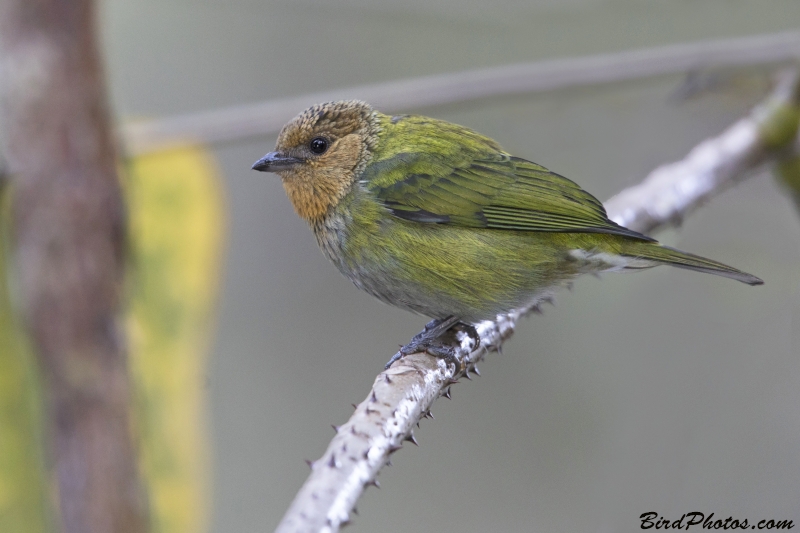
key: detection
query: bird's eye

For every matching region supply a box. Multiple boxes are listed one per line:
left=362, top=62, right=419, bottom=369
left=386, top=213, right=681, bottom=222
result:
left=309, top=137, right=329, bottom=155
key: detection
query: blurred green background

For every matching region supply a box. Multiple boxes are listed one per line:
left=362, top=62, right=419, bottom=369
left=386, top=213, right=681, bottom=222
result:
left=101, top=1, right=799, bottom=531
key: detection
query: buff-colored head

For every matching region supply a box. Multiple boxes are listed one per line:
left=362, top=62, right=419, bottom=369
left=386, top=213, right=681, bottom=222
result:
left=252, top=100, right=380, bottom=224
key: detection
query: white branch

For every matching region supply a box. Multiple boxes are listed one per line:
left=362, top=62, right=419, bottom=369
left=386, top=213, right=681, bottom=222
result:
left=123, top=31, right=800, bottom=156
left=274, top=70, right=800, bottom=533
left=607, top=69, right=800, bottom=233
left=275, top=316, right=514, bottom=533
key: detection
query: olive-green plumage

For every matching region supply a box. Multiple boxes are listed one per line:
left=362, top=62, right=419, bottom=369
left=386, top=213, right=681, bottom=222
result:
left=253, top=100, right=762, bottom=323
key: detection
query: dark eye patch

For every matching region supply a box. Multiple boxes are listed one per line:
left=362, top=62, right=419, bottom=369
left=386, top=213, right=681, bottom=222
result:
left=309, top=137, right=329, bottom=155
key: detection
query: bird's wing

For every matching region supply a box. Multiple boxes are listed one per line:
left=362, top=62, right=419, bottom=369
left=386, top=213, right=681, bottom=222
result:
left=363, top=149, right=654, bottom=242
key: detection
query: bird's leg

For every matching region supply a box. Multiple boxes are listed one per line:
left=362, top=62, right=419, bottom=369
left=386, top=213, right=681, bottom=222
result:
left=384, top=316, right=457, bottom=369
left=385, top=316, right=479, bottom=374
left=410, top=316, right=460, bottom=346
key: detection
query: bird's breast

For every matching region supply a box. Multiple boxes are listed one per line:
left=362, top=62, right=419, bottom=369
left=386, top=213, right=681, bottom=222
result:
left=310, top=191, right=576, bottom=321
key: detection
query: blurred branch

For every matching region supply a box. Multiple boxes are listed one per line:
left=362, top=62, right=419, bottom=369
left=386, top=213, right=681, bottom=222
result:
left=606, top=68, right=800, bottom=232
left=275, top=69, right=800, bottom=533
left=0, top=1, right=149, bottom=533
left=124, top=30, right=800, bottom=155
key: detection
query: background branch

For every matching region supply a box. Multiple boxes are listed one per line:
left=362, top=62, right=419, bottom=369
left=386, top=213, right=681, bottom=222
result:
left=123, top=30, right=800, bottom=156
left=0, top=1, right=149, bottom=532
left=275, top=69, right=800, bottom=533
left=606, top=68, right=800, bottom=231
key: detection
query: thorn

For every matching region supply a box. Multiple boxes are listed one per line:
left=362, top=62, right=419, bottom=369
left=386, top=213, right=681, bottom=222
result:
left=332, top=424, right=340, bottom=433
left=352, top=507, right=359, bottom=516
left=327, top=454, right=338, bottom=468
left=305, top=459, right=314, bottom=469
left=497, top=344, right=504, bottom=355
left=473, top=365, right=480, bottom=376
left=370, top=391, right=377, bottom=403
left=443, top=386, right=452, bottom=399
left=387, top=444, right=402, bottom=454
left=367, top=479, right=380, bottom=488
left=416, top=421, right=420, bottom=428
left=386, top=458, right=392, bottom=467
left=427, top=410, right=434, bottom=420
left=351, top=403, right=358, bottom=410
left=530, top=305, right=543, bottom=315
left=463, top=367, right=472, bottom=380
left=447, top=378, right=459, bottom=385
left=404, top=433, right=419, bottom=446
left=384, top=374, right=392, bottom=384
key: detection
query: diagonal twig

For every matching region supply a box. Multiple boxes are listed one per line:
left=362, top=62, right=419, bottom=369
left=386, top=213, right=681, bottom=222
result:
left=275, top=69, right=800, bottom=533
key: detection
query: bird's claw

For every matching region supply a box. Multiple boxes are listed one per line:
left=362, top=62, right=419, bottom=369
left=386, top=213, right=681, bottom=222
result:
left=384, top=316, right=478, bottom=375
left=384, top=350, right=404, bottom=370
left=422, top=343, right=463, bottom=375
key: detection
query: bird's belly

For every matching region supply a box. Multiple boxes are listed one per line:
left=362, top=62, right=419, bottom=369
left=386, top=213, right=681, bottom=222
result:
left=315, top=212, right=584, bottom=322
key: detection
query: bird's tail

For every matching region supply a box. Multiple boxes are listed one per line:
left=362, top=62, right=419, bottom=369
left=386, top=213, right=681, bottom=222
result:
left=621, top=242, right=763, bottom=286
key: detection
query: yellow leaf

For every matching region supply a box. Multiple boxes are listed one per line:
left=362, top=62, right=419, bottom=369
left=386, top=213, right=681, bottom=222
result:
left=123, top=145, right=226, bottom=533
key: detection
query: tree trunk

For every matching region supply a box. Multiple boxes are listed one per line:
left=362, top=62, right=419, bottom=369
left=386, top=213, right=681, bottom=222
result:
left=0, top=1, right=149, bottom=532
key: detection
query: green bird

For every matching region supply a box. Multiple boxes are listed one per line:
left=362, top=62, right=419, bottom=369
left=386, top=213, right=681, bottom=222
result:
left=252, top=100, right=762, bottom=368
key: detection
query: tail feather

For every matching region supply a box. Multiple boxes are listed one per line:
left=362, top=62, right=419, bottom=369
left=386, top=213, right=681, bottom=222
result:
left=623, top=244, right=763, bottom=286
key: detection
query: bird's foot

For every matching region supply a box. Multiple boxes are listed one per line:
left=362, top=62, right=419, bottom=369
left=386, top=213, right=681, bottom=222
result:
left=385, top=316, right=480, bottom=375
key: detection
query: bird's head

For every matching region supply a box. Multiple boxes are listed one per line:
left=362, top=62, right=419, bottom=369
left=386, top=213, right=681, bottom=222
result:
left=252, top=100, right=380, bottom=224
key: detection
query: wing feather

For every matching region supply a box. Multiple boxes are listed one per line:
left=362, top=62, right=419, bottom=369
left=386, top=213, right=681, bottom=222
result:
left=365, top=118, right=654, bottom=242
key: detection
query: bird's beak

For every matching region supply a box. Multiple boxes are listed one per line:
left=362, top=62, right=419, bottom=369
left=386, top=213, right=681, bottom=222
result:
left=251, top=152, right=303, bottom=172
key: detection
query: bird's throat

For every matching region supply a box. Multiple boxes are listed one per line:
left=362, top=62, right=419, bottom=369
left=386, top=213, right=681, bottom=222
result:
left=281, top=167, right=355, bottom=224
left=280, top=133, right=369, bottom=224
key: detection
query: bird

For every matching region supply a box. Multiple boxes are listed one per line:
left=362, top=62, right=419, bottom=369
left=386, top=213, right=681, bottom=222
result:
left=252, top=100, right=762, bottom=370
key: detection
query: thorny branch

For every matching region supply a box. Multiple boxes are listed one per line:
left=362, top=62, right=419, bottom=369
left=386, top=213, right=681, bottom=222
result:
left=275, top=70, right=800, bottom=533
